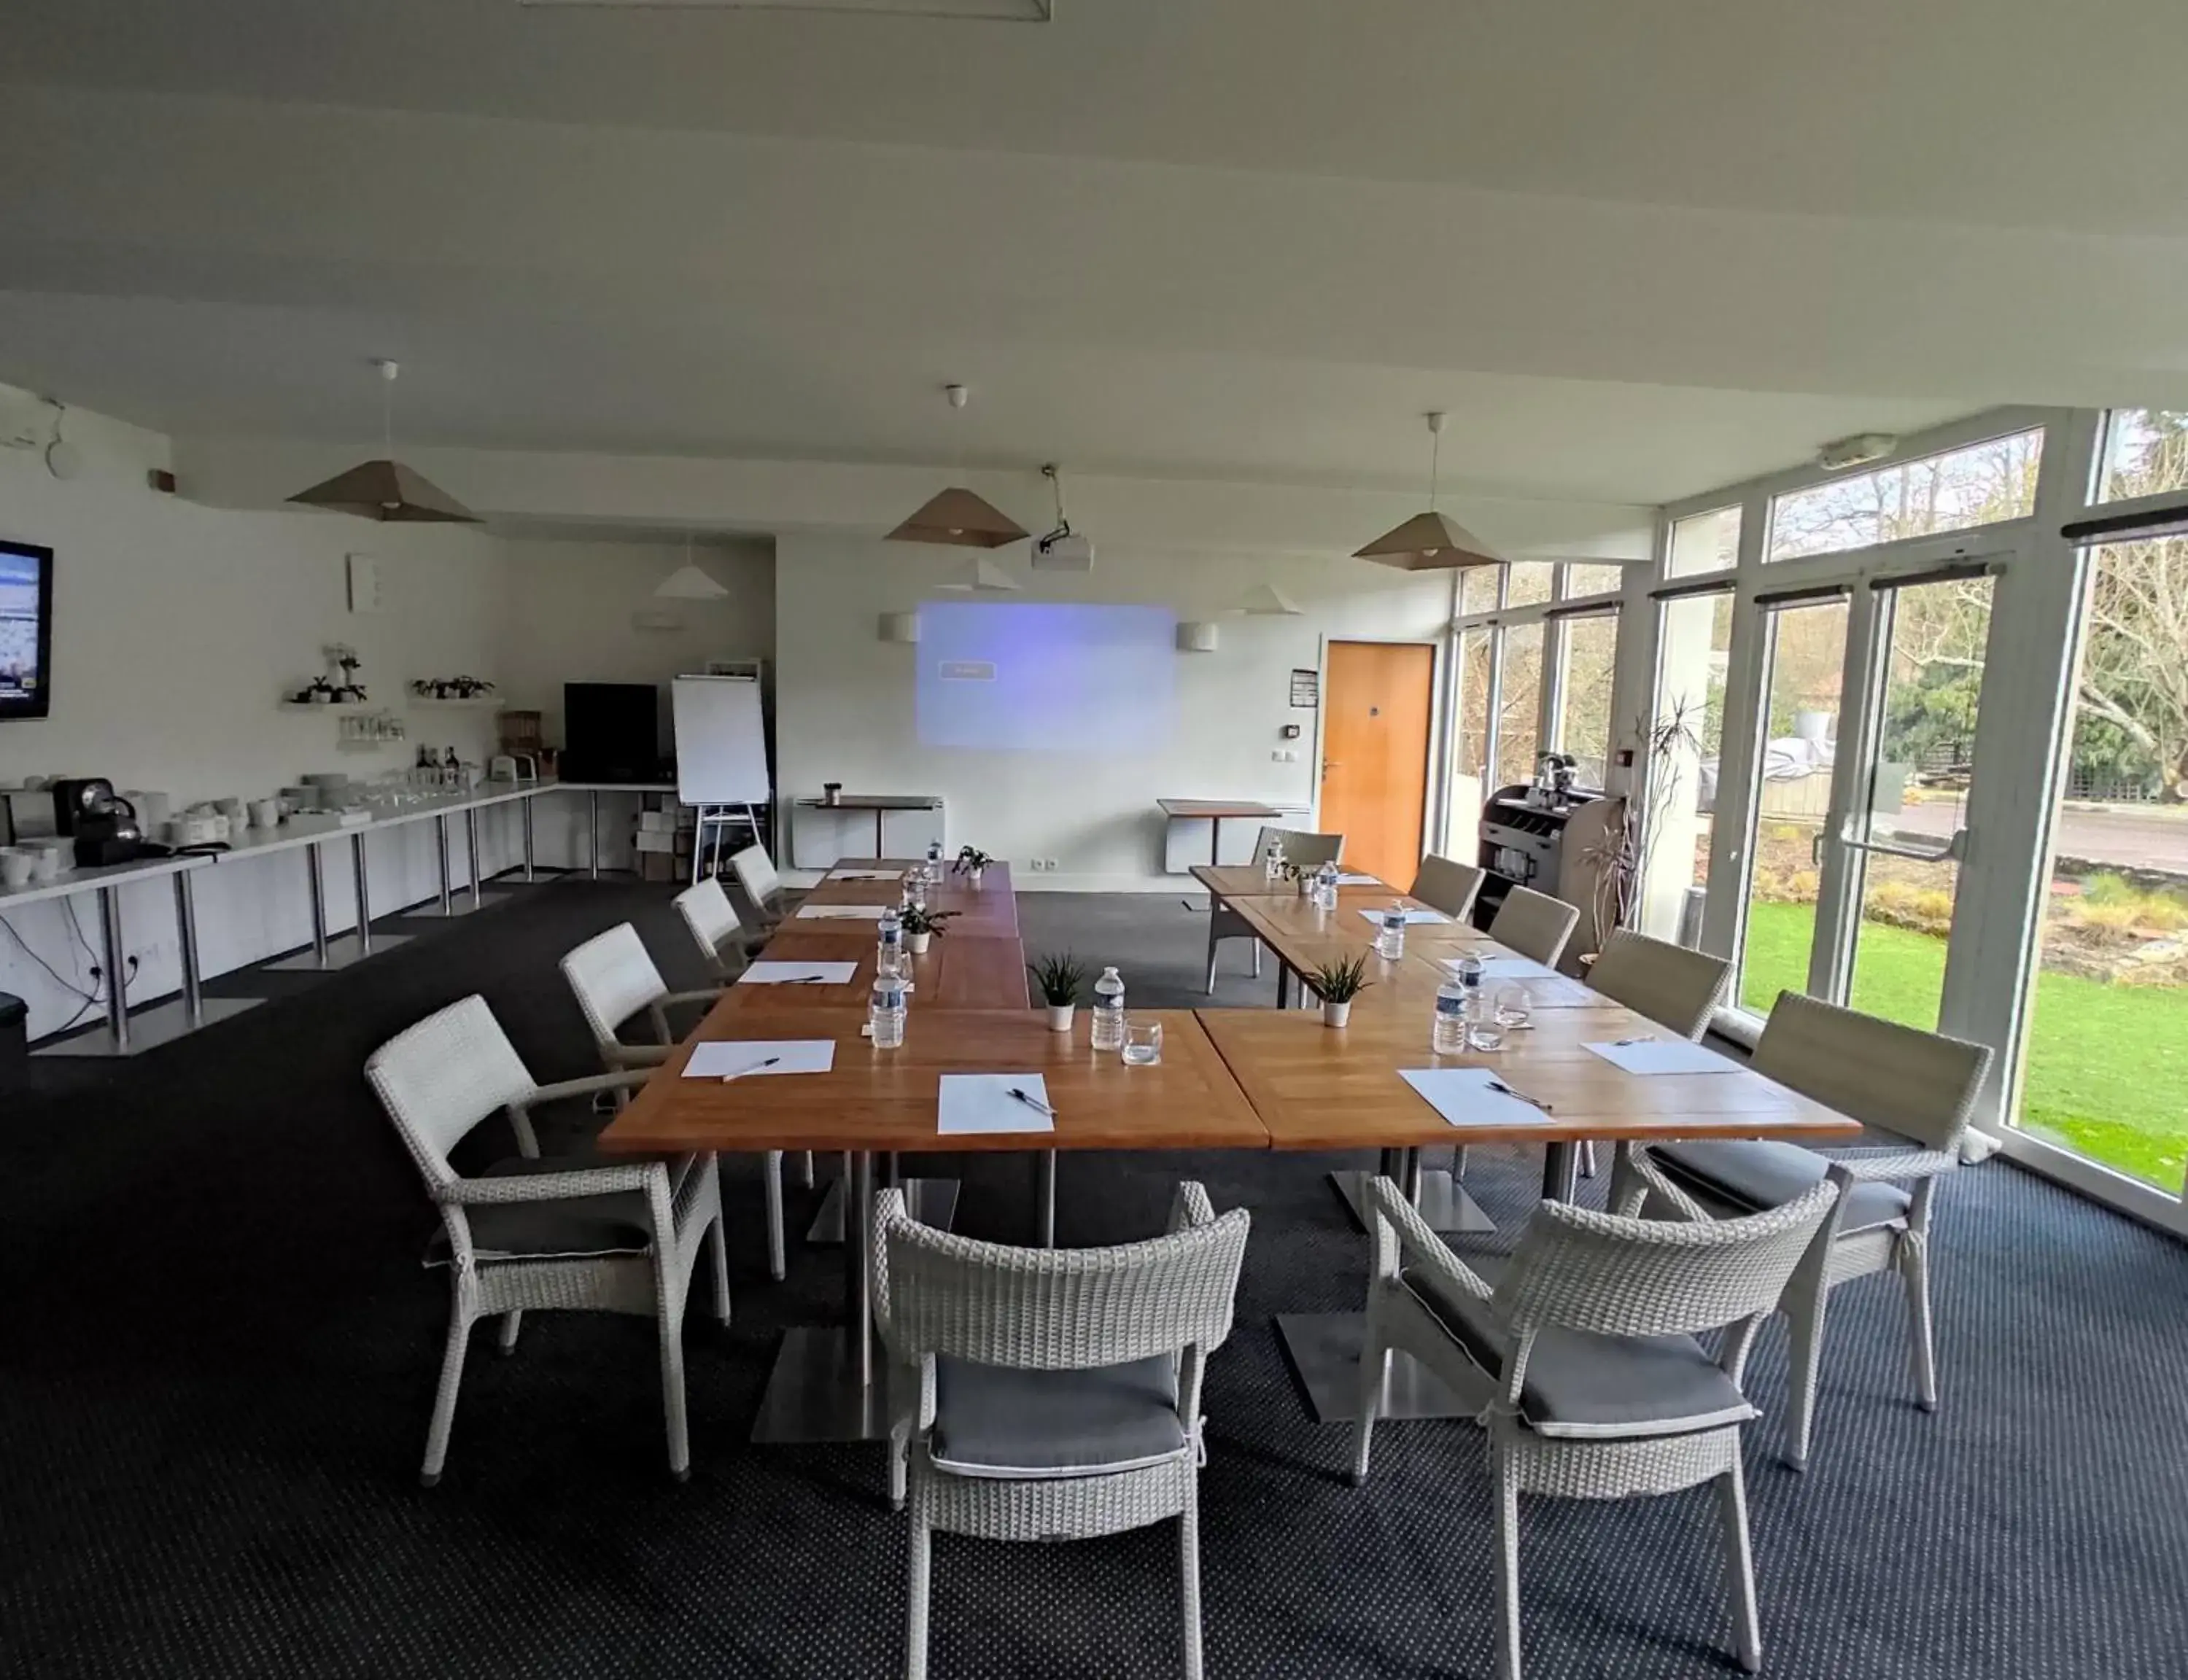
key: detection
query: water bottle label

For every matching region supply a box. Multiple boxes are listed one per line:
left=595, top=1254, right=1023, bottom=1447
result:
left=1436, top=993, right=1467, bottom=1016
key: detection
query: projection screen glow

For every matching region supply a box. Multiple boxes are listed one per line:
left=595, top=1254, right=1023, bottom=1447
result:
left=916, top=602, right=1177, bottom=752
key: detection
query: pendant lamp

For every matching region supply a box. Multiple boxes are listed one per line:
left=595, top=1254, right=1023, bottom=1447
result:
left=1354, top=411, right=1501, bottom=570
left=888, top=384, right=1028, bottom=548
left=655, top=532, right=729, bottom=599
left=288, top=361, right=479, bottom=524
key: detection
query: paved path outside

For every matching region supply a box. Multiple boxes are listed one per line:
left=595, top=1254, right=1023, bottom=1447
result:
left=1890, top=798, right=2188, bottom=875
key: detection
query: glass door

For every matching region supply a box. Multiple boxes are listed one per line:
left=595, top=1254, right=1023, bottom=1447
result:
left=1733, top=594, right=1850, bottom=1014
left=1833, top=572, right=1995, bottom=1030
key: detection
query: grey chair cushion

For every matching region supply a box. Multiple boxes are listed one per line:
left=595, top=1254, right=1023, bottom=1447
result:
left=424, top=1159, right=653, bottom=1267
left=929, top=1355, right=1187, bottom=1479
left=1403, top=1258, right=1754, bottom=1441
left=1654, top=1138, right=1912, bottom=1234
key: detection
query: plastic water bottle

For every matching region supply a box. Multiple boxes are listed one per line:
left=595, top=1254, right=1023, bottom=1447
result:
left=1314, top=860, right=1341, bottom=911
left=877, top=907, right=907, bottom=980
left=1376, top=902, right=1408, bottom=960
left=1090, top=965, right=1126, bottom=1051
left=869, top=972, right=908, bottom=1049
left=1433, top=973, right=1470, bottom=1054
left=926, top=839, right=944, bottom=868
left=1263, top=840, right=1287, bottom=884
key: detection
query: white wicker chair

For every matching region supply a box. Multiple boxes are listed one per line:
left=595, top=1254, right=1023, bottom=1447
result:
left=1411, top=853, right=1487, bottom=920
left=1351, top=1168, right=1840, bottom=1679
left=364, top=995, right=727, bottom=1485
left=1205, top=827, right=1345, bottom=991
left=561, top=922, right=791, bottom=1283
left=1614, top=991, right=1994, bottom=1469
left=873, top=1183, right=1251, bottom=1680
left=672, top=876, right=761, bottom=981
left=1587, top=929, right=1731, bottom=1041
left=729, top=842, right=802, bottom=927
left=1487, top=884, right=1580, bottom=968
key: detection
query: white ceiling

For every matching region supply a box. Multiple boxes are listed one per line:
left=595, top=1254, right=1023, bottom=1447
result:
left=4, top=1, right=2185, bottom=513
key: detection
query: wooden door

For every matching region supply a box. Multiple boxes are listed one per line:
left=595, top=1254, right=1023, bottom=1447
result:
left=1319, top=640, right=1436, bottom=888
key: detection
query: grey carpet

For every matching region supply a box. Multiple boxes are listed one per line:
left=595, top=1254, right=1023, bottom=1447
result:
left=3, top=882, right=2185, bottom=1679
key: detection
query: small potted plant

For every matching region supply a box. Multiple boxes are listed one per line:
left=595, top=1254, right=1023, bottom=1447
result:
left=954, top=844, right=994, bottom=887
left=899, top=903, right=956, bottom=955
left=1285, top=861, right=1313, bottom=898
left=1029, top=952, right=1087, bottom=1032
left=1308, top=952, right=1373, bottom=1027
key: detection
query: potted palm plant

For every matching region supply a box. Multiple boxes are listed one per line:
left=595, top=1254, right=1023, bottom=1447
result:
left=1307, top=952, right=1373, bottom=1027
left=954, top=844, right=995, bottom=887
left=899, top=903, right=956, bottom=955
left=1028, top=952, right=1087, bottom=1032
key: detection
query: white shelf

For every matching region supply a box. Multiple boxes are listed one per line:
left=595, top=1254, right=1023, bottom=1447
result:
left=407, top=694, right=504, bottom=710
left=280, top=699, right=374, bottom=712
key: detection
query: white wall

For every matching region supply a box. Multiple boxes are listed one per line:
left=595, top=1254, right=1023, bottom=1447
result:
left=772, top=535, right=1455, bottom=890
left=0, top=390, right=511, bottom=1035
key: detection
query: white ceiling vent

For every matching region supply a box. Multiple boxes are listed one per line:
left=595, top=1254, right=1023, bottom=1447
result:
left=519, top=1, right=1052, bottom=18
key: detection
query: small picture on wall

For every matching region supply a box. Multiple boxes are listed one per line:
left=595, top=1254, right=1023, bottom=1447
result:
left=1289, top=668, right=1319, bottom=708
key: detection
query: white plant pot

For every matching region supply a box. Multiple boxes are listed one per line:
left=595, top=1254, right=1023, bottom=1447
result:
left=969, top=868, right=985, bottom=887
left=1045, top=1003, right=1076, bottom=1032
left=1295, top=877, right=1313, bottom=897
left=1322, top=998, right=1352, bottom=1028
left=907, top=930, right=933, bottom=955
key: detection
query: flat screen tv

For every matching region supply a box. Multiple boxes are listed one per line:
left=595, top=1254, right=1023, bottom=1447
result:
left=563, top=682, right=660, bottom=784
left=0, top=541, right=53, bottom=720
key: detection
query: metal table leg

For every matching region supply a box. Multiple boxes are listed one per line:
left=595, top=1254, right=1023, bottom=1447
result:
left=436, top=814, right=454, bottom=911
left=175, top=872, right=204, bottom=1024
left=589, top=790, right=601, bottom=879
left=1541, top=1140, right=1581, bottom=1204
left=306, top=842, right=330, bottom=965
left=753, top=1150, right=901, bottom=1443
left=465, top=808, right=484, bottom=907
left=521, top=797, right=535, bottom=882
left=874, top=808, right=886, bottom=858
left=1039, top=1150, right=1058, bottom=1248
left=97, top=885, right=129, bottom=1051
left=351, top=833, right=374, bottom=954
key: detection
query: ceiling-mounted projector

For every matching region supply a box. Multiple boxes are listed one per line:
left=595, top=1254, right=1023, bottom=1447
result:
left=1033, top=463, right=1095, bottom=571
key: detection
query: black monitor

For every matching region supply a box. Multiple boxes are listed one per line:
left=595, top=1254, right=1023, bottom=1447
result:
left=562, top=682, right=660, bottom=784
left=0, top=540, right=55, bottom=720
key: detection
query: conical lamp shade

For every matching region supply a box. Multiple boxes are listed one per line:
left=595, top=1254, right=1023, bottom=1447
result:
left=887, top=486, right=1028, bottom=548
left=1353, top=509, right=1501, bottom=571
left=287, top=459, right=478, bottom=524
left=655, top=563, right=730, bottom=600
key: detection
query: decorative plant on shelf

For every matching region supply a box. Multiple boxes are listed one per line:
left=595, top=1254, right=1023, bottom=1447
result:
left=1029, top=951, right=1087, bottom=1032
left=1278, top=860, right=1312, bottom=895
left=899, top=903, right=957, bottom=954
left=954, top=845, right=995, bottom=884
left=1307, top=952, right=1374, bottom=1027
left=1578, top=698, right=1705, bottom=956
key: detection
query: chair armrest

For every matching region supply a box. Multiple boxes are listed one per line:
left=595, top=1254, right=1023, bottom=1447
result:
left=439, top=1161, right=667, bottom=1205
left=511, top=1068, right=655, bottom=1120
left=1619, top=1144, right=1719, bottom=1222
left=1820, top=1148, right=1960, bottom=1183
left=871, top=1187, right=909, bottom=1349
left=660, top=987, right=730, bottom=1010
left=605, top=1041, right=674, bottom=1070
left=1166, top=1181, right=1217, bottom=1234
left=1362, top=1175, right=1495, bottom=1304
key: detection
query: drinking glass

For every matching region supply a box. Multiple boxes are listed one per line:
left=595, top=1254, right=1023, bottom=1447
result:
left=1493, top=984, right=1532, bottom=1030
left=1466, top=1011, right=1507, bottom=1051
left=1122, top=1019, right=1165, bottom=1066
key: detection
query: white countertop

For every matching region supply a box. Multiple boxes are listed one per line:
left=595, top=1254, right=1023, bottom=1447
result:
left=1, top=779, right=683, bottom=898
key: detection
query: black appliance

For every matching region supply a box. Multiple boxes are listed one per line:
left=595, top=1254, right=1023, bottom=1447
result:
left=562, top=682, right=662, bottom=784
left=0, top=990, right=26, bottom=1086
left=50, top=778, right=120, bottom=836
left=0, top=540, right=54, bottom=721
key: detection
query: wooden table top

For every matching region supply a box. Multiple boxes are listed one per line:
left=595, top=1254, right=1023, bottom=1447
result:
left=740, top=929, right=1031, bottom=1010
left=597, top=1008, right=1270, bottom=1156
left=1227, top=892, right=1485, bottom=955
left=1158, top=798, right=1284, bottom=820
left=794, top=890, right=1018, bottom=941
left=1190, top=863, right=1420, bottom=902
left=1195, top=1004, right=1863, bottom=1151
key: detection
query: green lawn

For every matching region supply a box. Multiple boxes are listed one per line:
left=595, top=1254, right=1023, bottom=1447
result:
left=1739, top=902, right=2188, bottom=1191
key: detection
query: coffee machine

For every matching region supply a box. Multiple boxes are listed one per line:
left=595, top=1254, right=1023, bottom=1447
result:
left=51, top=778, right=161, bottom=866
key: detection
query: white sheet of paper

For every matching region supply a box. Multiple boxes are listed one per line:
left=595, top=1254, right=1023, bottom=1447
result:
left=1400, top=1067, right=1555, bottom=1128
left=1464, top=954, right=1559, bottom=980
left=1359, top=906, right=1448, bottom=926
left=683, top=1040, right=837, bottom=1079
left=827, top=868, right=903, bottom=881
left=937, top=1073, right=1055, bottom=1136
left=738, top=960, right=858, bottom=986
left=1585, top=1038, right=1737, bottom=1076
left=1336, top=873, right=1384, bottom=886
left=796, top=903, right=891, bottom=920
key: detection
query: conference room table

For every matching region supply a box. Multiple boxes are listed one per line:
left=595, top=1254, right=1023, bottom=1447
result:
left=600, top=856, right=1865, bottom=1439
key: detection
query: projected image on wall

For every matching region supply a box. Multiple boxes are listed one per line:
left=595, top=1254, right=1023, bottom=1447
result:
left=917, top=602, right=1177, bottom=752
